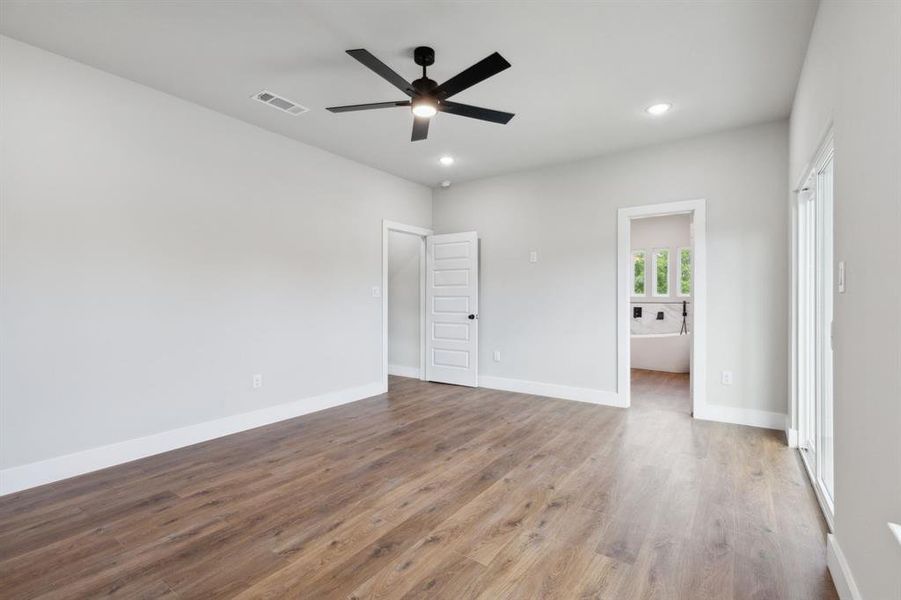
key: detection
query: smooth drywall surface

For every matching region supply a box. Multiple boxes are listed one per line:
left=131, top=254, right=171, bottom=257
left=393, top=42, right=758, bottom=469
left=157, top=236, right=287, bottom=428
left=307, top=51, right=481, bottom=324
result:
left=387, top=230, right=421, bottom=372
left=630, top=214, right=692, bottom=257
left=630, top=214, right=692, bottom=372
left=433, top=120, right=788, bottom=414
left=789, top=2, right=901, bottom=597
left=0, top=36, right=431, bottom=469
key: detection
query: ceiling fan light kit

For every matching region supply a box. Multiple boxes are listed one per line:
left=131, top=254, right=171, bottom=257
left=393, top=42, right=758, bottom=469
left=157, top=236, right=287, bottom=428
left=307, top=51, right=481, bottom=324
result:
left=411, top=97, right=438, bottom=118
left=326, top=46, right=514, bottom=142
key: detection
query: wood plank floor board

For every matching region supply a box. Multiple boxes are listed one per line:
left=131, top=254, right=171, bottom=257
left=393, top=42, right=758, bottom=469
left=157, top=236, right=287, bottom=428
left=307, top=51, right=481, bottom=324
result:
left=160, top=392, right=567, bottom=598
left=233, top=398, right=584, bottom=599
left=0, top=373, right=837, bottom=599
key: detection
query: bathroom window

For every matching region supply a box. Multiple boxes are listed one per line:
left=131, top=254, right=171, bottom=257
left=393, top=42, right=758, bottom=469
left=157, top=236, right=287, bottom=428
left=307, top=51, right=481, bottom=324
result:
left=679, top=248, right=692, bottom=296
left=652, top=248, right=669, bottom=296
left=632, top=250, right=646, bottom=295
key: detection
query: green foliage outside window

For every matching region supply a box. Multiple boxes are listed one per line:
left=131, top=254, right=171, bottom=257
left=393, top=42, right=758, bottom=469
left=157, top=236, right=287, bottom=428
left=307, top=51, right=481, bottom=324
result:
left=655, top=249, right=669, bottom=295
left=680, top=248, right=692, bottom=295
left=632, top=251, right=645, bottom=295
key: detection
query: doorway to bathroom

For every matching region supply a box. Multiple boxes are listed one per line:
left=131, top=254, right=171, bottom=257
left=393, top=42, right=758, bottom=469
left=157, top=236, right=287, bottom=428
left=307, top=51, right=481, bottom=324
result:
left=629, top=213, right=693, bottom=413
left=617, top=199, right=707, bottom=417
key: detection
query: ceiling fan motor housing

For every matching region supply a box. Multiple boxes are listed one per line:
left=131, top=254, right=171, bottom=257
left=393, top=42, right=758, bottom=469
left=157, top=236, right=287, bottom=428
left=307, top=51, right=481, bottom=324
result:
left=413, top=77, right=437, bottom=94
left=413, top=46, right=435, bottom=67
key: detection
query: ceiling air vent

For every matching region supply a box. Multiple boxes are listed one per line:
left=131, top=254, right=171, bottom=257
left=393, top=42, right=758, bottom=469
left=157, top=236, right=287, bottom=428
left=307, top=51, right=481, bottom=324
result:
left=252, top=90, right=309, bottom=115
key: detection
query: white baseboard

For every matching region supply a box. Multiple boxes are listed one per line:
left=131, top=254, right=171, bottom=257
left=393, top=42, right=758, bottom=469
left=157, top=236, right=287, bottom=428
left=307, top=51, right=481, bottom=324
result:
left=0, top=381, right=384, bottom=496
left=387, top=364, right=421, bottom=379
left=889, top=522, right=901, bottom=548
left=479, top=375, right=625, bottom=408
left=693, top=404, right=786, bottom=430
left=827, top=534, right=863, bottom=600
left=786, top=426, right=799, bottom=448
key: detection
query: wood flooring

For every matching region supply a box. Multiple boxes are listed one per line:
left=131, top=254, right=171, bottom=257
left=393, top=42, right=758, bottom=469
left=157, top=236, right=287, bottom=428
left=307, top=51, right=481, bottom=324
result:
left=0, top=371, right=837, bottom=599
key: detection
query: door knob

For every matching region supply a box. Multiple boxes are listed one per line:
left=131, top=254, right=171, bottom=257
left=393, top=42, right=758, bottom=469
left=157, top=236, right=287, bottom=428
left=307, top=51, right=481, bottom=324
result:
left=468, top=314, right=476, bottom=320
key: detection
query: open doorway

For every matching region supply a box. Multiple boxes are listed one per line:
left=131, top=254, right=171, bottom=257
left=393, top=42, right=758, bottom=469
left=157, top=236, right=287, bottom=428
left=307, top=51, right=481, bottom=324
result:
left=629, top=214, right=693, bottom=413
left=387, top=230, right=423, bottom=379
left=381, top=221, right=481, bottom=392
left=381, top=220, right=432, bottom=392
left=617, top=199, right=707, bottom=416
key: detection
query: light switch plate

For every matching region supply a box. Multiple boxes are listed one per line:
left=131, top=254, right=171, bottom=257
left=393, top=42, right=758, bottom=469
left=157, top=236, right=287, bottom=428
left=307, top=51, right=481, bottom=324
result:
left=371, top=286, right=381, bottom=298
left=837, top=261, right=845, bottom=293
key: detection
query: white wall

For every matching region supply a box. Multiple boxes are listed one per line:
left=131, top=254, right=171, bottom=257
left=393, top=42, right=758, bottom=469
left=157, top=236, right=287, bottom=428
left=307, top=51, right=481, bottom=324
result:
left=630, top=214, right=692, bottom=373
left=433, top=120, right=788, bottom=415
left=387, top=230, right=421, bottom=375
left=789, top=2, right=901, bottom=597
left=0, top=36, right=431, bottom=473
left=631, top=214, right=692, bottom=262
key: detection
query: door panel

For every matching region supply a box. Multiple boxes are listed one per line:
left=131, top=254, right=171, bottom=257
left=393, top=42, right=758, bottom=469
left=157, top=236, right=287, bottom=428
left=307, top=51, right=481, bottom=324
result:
left=426, top=232, right=478, bottom=386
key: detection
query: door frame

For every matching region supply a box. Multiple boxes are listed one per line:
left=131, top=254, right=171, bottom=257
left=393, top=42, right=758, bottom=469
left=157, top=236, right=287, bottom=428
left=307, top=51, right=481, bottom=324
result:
left=381, top=220, right=433, bottom=393
left=790, top=128, right=835, bottom=529
left=617, top=199, right=707, bottom=415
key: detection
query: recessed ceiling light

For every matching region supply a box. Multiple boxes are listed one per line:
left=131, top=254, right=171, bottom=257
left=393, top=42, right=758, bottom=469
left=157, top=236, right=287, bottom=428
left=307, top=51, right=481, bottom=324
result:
left=646, top=103, right=672, bottom=116
left=439, top=155, right=455, bottom=166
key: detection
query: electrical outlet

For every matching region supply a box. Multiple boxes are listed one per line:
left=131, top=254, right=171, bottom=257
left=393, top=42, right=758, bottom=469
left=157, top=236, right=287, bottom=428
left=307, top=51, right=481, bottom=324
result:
left=838, top=261, right=845, bottom=293
left=252, top=374, right=263, bottom=389
left=493, top=350, right=501, bottom=362
left=529, top=251, right=538, bottom=263
left=721, top=370, right=733, bottom=385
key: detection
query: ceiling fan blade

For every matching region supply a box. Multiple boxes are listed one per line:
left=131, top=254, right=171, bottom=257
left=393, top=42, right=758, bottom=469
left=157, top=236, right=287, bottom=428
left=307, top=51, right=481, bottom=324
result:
left=439, top=101, right=515, bottom=124
left=411, top=116, right=430, bottom=141
left=433, top=52, right=511, bottom=99
left=346, top=49, right=415, bottom=96
left=326, top=101, right=410, bottom=113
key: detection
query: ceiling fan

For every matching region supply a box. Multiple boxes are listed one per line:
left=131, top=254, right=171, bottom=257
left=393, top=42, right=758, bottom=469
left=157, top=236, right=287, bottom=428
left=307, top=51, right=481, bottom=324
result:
left=326, top=46, right=514, bottom=142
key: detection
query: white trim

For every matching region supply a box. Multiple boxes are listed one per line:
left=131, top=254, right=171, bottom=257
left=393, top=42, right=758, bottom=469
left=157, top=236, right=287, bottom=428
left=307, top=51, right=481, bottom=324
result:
left=693, top=404, right=786, bottom=431
left=827, top=534, right=863, bottom=600
left=387, top=364, right=421, bottom=379
left=618, top=199, right=707, bottom=416
left=799, top=445, right=836, bottom=532
left=786, top=426, right=799, bottom=448
left=382, top=220, right=433, bottom=392
left=479, top=375, right=625, bottom=408
left=0, top=381, right=383, bottom=496
left=889, top=522, right=901, bottom=548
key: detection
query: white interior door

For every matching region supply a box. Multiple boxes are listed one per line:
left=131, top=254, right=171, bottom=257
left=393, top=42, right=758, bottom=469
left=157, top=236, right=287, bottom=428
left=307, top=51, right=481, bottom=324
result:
left=426, top=232, right=479, bottom=387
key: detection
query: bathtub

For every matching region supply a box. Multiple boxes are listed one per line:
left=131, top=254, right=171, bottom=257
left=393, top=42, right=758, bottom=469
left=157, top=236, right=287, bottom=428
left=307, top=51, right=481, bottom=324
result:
left=631, top=331, right=690, bottom=373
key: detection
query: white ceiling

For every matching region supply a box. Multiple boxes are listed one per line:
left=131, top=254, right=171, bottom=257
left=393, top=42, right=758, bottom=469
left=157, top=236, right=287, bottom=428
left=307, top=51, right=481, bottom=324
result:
left=0, top=1, right=818, bottom=186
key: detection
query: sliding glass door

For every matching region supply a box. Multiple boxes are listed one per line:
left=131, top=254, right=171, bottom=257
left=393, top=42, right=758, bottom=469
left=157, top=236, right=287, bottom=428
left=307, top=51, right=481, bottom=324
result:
left=815, top=154, right=834, bottom=503
left=796, top=140, right=835, bottom=518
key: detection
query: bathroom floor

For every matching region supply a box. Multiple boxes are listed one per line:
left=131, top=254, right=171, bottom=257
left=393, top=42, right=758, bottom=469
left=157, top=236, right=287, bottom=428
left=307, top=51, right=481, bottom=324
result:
left=630, top=368, right=691, bottom=414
